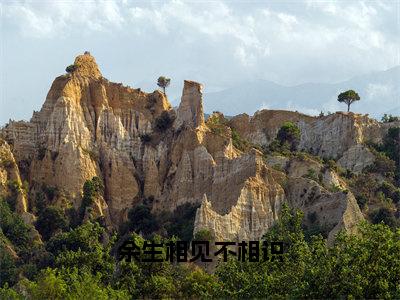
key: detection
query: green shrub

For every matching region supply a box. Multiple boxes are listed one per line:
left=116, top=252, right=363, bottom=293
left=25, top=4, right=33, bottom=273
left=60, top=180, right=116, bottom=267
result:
left=303, top=223, right=330, bottom=240
left=0, top=154, right=13, bottom=168
left=36, top=206, right=68, bottom=240
left=355, top=194, right=368, bottom=209
left=367, top=127, right=400, bottom=181
left=5, top=180, right=22, bottom=211
left=206, top=113, right=229, bottom=136
left=367, top=151, right=396, bottom=177
left=194, top=228, right=214, bottom=241
left=369, top=207, right=399, bottom=229
left=277, top=122, right=301, bottom=151
left=0, top=247, right=19, bottom=288
left=155, top=111, right=174, bottom=132
left=379, top=181, right=400, bottom=203
left=324, top=159, right=340, bottom=172
left=231, top=128, right=251, bottom=152
left=128, top=204, right=159, bottom=237
left=81, top=177, right=104, bottom=209
left=35, top=191, right=46, bottom=214
left=46, top=221, right=104, bottom=255
left=304, top=168, right=318, bottom=181
left=381, top=114, right=399, bottom=123
left=165, top=203, right=199, bottom=241
left=65, top=64, right=77, bottom=73
left=271, top=164, right=284, bottom=172
left=329, top=184, right=343, bottom=193
left=0, top=200, right=31, bottom=250
left=268, top=139, right=292, bottom=156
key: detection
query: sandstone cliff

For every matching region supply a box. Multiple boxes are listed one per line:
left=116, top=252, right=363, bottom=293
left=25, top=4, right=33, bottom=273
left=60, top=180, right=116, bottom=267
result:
left=229, top=110, right=399, bottom=173
left=2, top=53, right=396, bottom=243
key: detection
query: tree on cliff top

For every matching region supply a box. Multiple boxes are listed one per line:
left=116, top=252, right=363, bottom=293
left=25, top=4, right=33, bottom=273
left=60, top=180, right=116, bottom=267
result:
left=65, top=64, right=77, bottom=74
left=157, top=76, right=170, bottom=95
left=337, top=90, right=360, bottom=112
left=277, top=121, right=301, bottom=151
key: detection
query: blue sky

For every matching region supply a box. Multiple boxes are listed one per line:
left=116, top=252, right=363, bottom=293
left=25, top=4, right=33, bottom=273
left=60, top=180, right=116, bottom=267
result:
left=1, top=0, right=399, bottom=124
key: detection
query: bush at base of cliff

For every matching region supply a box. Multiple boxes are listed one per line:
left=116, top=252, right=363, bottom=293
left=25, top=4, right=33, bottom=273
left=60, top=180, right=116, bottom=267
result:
left=216, top=205, right=400, bottom=299
left=35, top=206, right=68, bottom=240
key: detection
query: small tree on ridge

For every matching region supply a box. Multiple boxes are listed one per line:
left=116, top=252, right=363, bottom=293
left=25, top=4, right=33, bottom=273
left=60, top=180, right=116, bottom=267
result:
left=338, top=90, right=360, bottom=112
left=157, top=76, right=171, bottom=95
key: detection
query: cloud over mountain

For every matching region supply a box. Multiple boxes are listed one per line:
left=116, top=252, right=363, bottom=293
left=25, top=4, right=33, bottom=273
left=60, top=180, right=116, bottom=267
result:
left=1, top=0, right=399, bottom=123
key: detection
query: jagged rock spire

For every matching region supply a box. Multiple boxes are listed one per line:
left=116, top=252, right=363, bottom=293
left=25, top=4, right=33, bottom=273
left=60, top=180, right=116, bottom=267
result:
left=174, top=80, right=205, bottom=129
left=73, top=52, right=102, bottom=79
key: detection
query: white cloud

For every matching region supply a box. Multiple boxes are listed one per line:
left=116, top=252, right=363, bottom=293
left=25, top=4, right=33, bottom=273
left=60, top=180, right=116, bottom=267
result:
left=1, top=0, right=399, bottom=123
left=3, top=1, right=125, bottom=37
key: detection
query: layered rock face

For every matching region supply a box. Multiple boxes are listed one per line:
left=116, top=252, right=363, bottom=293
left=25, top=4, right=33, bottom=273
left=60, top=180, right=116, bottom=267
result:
left=2, top=53, right=171, bottom=225
left=229, top=111, right=400, bottom=173
left=174, top=80, right=204, bottom=129
left=0, top=139, right=28, bottom=214
left=2, top=53, right=392, bottom=243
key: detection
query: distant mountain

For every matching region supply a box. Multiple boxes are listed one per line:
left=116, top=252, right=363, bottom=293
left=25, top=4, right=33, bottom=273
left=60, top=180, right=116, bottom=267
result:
left=203, top=66, right=400, bottom=119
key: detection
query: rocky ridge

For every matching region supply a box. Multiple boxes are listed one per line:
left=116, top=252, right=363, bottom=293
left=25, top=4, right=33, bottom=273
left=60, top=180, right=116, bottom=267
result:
left=1, top=53, right=397, bottom=243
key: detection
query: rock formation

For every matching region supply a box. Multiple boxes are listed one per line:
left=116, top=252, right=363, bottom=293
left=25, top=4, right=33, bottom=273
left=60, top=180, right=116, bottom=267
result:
left=174, top=80, right=205, bottom=129
left=2, top=53, right=397, bottom=243
left=229, top=110, right=400, bottom=172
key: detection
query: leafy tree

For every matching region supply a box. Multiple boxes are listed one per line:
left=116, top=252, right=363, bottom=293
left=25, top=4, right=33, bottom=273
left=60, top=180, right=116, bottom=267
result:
left=379, top=181, right=400, bottom=203
left=0, top=242, right=19, bottom=287
left=382, top=127, right=400, bottom=165
left=367, top=127, right=400, bottom=183
left=0, top=283, right=23, bottom=299
left=35, top=206, right=68, bottom=240
left=367, top=150, right=396, bottom=177
left=80, top=177, right=104, bottom=219
left=276, top=121, right=301, bottom=151
left=0, top=200, right=32, bottom=250
left=46, top=221, right=104, bottom=255
left=337, top=89, right=360, bottom=112
left=65, top=64, right=77, bottom=74
left=157, top=76, right=171, bottom=95
left=165, top=203, right=199, bottom=240
left=128, top=204, right=159, bottom=236
left=47, top=221, right=114, bottom=276
left=142, top=275, right=176, bottom=299
left=215, top=205, right=400, bottom=299
left=181, top=268, right=221, bottom=298
left=381, top=114, right=399, bottom=123
left=231, top=128, right=251, bottom=152
left=20, top=268, right=128, bottom=299
left=369, top=207, right=399, bottom=229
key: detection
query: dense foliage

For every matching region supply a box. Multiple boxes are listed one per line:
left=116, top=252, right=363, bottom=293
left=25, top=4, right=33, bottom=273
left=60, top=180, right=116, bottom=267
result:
left=271, top=121, right=301, bottom=152
left=367, top=127, right=400, bottom=183
left=2, top=200, right=400, bottom=299
left=382, top=114, right=400, bottom=123
left=337, top=89, right=360, bottom=112
left=126, top=202, right=199, bottom=240
left=157, top=76, right=170, bottom=94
